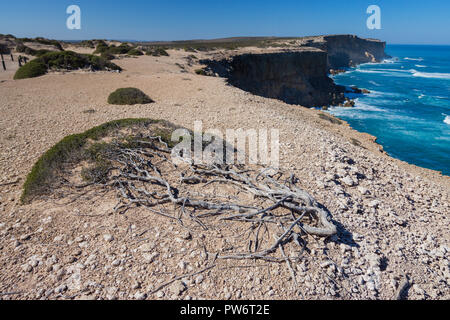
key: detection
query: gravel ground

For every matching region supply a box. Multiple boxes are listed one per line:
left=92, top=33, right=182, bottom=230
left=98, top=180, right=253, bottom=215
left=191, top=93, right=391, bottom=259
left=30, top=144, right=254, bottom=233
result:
left=0, top=49, right=448, bottom=300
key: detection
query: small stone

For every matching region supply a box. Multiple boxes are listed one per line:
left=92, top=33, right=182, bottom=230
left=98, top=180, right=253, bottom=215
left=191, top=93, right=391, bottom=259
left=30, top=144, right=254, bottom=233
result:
left=22, top=264, right=33, bottom=272
left=181, top=231, right=192, bottom=240
left=369, top=200, right=380, bottom=209
left=357, top=186, right=369, bottom=195
left=366, top=281, right=376, bottom=292
left=66, top=256, right=77, bottom=264
left=142, top=252, right=159, bottom=264
left=132, top=281, right=141, bottom=290
left=156, top=291, right=165, bottom=298
left=178, top=261, right=187, bottom=270
left=75, top=236, right=85, bottom=243
left=54, top=284, right=68, bottom=294
left=103, top=234, right=114, bottom=242
left=112, top=259, right=121, bottom=267
left=139, top=243, right=154, bottom=253
left=20, top=234, right=31, bottom=241
left=134, top=292, right=147, bottom=300
left=170, top=281, right=187, bottom=296
left=195, top=275, right=204, bottom=285
left=342, top=176, right=356, bottom=187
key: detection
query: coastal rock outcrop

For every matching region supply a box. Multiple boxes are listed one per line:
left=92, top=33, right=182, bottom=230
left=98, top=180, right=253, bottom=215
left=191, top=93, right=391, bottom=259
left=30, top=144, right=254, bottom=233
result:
left=304, top=34, right=389, bottom=69
left=203, top=48, right=346, bottom=107
left=201, top=35, right=388, bottom=107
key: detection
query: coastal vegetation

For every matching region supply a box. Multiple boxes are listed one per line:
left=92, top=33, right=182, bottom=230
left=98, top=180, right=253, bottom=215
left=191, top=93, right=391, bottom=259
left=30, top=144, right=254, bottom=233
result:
left=14, top=51, right=121, bottom=80
left=16, top=44, right=51, bottom=57
left=318, top=113, right=343, bottom=125
left=144, top=47, right=169, bottom=57
left=107, top=87, right=154, bottom=105
left=20, top=118, right=172, bottom=203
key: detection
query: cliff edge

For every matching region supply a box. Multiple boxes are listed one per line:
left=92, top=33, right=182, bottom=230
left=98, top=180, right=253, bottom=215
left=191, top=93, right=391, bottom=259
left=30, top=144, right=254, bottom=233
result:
left=202, top=35, right=388, bottom=107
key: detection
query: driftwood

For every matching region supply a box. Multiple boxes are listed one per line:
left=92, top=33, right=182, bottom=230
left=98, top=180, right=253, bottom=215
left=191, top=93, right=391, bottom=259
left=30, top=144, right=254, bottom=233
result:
left=75, top=135, right=337, bottom=266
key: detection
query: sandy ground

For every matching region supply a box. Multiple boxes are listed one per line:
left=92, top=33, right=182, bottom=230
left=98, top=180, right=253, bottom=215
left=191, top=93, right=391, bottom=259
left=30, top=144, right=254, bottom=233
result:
left=0, top=49, right=448, bottom=300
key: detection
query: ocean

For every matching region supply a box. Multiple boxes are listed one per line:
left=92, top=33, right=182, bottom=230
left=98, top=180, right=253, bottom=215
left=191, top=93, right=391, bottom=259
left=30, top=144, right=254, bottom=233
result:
left=327, top=44, right=450, bottom=176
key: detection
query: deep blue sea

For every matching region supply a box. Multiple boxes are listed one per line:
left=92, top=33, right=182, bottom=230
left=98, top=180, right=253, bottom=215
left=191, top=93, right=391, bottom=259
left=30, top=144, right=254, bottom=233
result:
left=328, top=44, right=450, bottom=176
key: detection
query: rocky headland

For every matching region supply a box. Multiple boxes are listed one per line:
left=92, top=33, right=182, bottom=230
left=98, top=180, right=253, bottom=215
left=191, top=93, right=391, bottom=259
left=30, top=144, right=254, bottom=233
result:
left=201, top=35, right=387, bottom=107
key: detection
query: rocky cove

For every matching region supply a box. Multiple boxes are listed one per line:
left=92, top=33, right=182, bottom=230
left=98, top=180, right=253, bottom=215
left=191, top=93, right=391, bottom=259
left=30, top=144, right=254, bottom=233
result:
left=201, top=35, right=387, bottom=107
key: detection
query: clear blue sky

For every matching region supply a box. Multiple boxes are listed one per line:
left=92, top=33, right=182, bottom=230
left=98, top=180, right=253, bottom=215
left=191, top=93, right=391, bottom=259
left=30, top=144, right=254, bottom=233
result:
left=1, top=0, right=449, bottom=44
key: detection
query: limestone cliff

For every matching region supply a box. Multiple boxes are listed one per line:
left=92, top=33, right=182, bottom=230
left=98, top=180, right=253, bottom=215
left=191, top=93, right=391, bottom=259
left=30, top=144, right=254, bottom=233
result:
left=203, top=48, right=345, bottom=107
left=201, top=35, right=387, bottom=108
left=304, top=35, right=388, bottom=69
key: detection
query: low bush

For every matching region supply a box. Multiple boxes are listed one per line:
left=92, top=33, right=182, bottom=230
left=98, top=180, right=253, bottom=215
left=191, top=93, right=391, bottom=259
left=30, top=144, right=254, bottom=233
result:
left=100, top=52, right=116, bottom=60
left=195, top=68, right=207, bottom=76
left=79, top=40, right=95, bottom=48
left=127, top=48, right=144, bottom=56
left=0, top=44, right=10, bottom=54
left=13, top=59, right=47, bottom=79
left=14, top=51, right=121, bottom=79
left=20, top=119, right=175, bottom=203
left=318, top=113, right=342, bottom=125
left=145, top=47, right=169, bottom=57
left=107, top=87, right=154, bottom=105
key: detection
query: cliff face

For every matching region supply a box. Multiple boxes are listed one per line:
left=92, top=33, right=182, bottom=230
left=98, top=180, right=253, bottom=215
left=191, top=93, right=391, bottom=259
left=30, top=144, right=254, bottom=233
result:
left=202, top=35, right=387, bottom=107
left=205, top=49, right=345, bottom=107
left=306, top=35, right=388, bottom=69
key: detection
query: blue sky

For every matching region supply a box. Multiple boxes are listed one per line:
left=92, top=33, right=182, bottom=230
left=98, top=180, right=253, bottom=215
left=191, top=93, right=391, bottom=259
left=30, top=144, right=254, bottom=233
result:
left=1, top=0, right=449, bottom=44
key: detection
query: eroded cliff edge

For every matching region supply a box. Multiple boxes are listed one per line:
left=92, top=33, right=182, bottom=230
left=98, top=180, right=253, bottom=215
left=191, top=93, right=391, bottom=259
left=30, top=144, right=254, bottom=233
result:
left=202, top=35, right=388, bottom=107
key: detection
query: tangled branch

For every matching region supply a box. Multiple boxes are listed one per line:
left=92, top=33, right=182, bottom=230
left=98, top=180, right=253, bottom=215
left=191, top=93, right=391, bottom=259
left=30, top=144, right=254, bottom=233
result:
left=80, top=135, right=337, bottom=263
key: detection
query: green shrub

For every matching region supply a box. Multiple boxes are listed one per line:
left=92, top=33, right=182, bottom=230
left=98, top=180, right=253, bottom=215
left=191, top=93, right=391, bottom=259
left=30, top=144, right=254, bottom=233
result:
left=21, top=118, right=163, bottom=203
left=94, top=42, right=109, bottom=54
left=128, top=48, right=144, bottom=56
left=13, top=59, right=47, bottom=79
left=109, top=44, right=132, bottom=54
left=195, top=68, right=207, bottom=76
left=145, top=47, right=169, bottom=57
left=79, top=40, right=95, bottom=48
left=14, top=51, right=121, bottom=79
left=0, top=44, right=10, bottom=54
left=16, top=44, right=51, bottom=57
left=17, top=37, right=63, bottom=51
left=100, top=52, right=116, bottom=60
left=318, top=113, right=342, bottom=125
left=108, top=88, right=154, bottom=105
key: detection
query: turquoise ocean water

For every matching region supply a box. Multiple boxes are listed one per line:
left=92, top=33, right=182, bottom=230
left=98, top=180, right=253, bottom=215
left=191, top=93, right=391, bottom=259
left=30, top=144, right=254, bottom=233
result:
left=328, top=45, right=450, bottom=176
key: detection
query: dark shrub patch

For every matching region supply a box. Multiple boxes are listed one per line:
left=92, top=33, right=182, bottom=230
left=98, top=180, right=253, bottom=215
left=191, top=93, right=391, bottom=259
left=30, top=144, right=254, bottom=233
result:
left=14, top=51, right=121, bottom=79
left=145, top=47, right=169, bottom=57
left=318, top=113, right=342, bottom=125
left=100, top=52, right=116, bottom=60
left=195, top=68, right=207, bottom=76
left=108, top=88, right=154, bottom=105
left=79, top=40, right=95, bottom=48
left=0, top=44, right=10, bottom=54
left=21, top=119, right=167, bottom=203
left=128, top=48, right=144, bottom=56
left=13, top=59, right=47, bottom=79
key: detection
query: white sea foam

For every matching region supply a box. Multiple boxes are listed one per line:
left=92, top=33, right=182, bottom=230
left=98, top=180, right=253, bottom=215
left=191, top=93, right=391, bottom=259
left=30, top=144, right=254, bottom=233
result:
left=404, top=57, right=424, bottom=61
left=354, top=101, right=385, bottom=112
left=444, top=115, right=450, bottom=125
left=412, top=71, right=450, bottom=79
left=415, top=64, right=426, bottom=68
